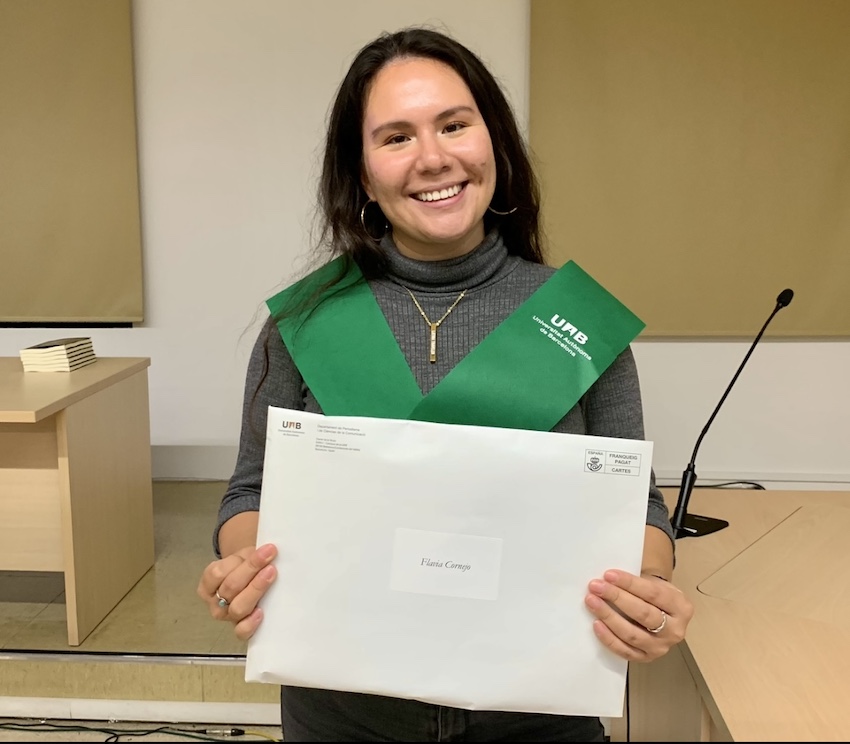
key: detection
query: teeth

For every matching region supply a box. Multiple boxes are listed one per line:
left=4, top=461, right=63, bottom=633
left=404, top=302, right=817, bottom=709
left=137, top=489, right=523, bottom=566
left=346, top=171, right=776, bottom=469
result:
left=414, top=184, right=462, bottom=202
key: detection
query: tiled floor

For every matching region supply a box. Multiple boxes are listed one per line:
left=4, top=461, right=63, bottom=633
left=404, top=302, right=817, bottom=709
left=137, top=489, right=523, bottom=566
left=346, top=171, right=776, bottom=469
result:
left=0, top=481, right=282, bottom=741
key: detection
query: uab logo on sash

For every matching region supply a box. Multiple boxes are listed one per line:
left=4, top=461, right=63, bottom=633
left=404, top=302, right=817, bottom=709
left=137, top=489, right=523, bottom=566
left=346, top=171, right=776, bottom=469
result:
left=550, top=315, right=589, bottom=345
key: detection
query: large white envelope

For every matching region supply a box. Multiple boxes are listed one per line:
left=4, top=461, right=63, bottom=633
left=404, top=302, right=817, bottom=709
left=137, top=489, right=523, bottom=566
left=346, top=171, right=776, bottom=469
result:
left=245, top=406, right=653, bottom=717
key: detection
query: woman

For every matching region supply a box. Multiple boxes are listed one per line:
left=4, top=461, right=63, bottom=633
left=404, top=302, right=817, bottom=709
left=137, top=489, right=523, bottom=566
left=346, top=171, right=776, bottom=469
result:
left=198, top=27, right=693, bottom=742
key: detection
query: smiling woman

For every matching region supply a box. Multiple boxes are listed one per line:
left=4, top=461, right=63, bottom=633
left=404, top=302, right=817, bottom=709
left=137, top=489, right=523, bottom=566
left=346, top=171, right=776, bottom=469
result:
left=360, top=57, right=497, bottom=261
left=198, top=25, right=691, bottom=744
left=313, top=26, right=545, bottom=279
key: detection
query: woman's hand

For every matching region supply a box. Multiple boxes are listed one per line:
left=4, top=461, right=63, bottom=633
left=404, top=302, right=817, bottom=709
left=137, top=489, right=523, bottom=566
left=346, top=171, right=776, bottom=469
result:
left=585, top=570, right=694, bottom=662
left=197, top=543, right=278, bottom=641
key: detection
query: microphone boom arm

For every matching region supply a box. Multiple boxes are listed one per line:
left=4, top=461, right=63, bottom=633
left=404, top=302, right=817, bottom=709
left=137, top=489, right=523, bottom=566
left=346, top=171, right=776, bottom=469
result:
left=671, top=290, right=793, bottom=538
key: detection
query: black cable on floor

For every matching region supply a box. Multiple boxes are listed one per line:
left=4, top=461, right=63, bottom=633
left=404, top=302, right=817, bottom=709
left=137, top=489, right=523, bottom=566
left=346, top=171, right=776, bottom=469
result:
left=0, top=719, right=280, bottom=742
left=694, top=480, right=765, bottom=489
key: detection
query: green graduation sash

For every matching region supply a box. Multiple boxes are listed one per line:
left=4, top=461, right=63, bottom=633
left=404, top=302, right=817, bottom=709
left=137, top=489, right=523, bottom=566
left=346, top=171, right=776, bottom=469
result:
left=267, top=257, right=644, bottom=431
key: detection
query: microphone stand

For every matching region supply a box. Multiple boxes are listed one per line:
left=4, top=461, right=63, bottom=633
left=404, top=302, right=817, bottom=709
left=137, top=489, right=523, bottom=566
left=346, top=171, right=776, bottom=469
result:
left=671, top=290, right=793, bottom=539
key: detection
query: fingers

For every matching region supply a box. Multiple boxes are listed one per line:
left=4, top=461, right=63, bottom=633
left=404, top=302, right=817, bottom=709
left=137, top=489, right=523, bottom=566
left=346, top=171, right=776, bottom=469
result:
left=234, top=607, right=265, bottom=642
left=223, top=562, right=277, bottom=623
left=198, top=543, right=278, bottom=625
left=596, top=570, right=693, bottom=620
left=585, top=570, right=694, bottom=662
left=585, top=599, right=652, bottom=662
left=589, top=573, right=668, bottom=629
left=197, top=549, right=248, bottom=606
left=213, top=543, right=277, bottom=606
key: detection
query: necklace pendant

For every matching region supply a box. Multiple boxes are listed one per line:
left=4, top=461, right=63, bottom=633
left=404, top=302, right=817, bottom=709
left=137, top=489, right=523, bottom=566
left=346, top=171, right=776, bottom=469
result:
left=429, top=323, right=438, bottom=363
left=405, top=287, right=465, bottom=365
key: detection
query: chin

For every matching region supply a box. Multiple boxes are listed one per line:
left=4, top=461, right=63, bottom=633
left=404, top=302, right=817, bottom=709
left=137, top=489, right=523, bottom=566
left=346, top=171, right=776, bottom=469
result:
left=421, top=221, right=483, bottom=245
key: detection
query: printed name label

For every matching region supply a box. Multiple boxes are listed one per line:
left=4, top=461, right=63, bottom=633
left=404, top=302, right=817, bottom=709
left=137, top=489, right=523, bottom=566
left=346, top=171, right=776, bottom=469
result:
left=389, top=528, right=503, bottom=601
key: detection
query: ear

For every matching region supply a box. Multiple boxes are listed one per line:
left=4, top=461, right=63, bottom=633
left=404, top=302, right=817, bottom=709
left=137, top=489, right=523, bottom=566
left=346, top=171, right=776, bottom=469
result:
left=360, top=169, right=375, bottom=202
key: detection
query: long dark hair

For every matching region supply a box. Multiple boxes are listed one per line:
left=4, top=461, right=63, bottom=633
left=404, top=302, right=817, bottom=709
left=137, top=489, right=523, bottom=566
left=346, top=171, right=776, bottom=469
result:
left=321, top=26, right=544, bottom=276
left=251, top=29, right=544, bottom=435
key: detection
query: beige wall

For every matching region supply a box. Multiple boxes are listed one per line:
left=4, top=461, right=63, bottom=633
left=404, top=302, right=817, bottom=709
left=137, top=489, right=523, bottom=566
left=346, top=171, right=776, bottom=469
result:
left=529, top=0, right=850, bottom=337
left=0, top=0, right=846, bottom=489
left=0, top=0, right=143, bottom=322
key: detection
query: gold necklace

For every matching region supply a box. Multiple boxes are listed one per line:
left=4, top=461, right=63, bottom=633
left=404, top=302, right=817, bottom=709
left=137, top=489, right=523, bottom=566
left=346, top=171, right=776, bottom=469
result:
left=405, top=288, right=466, bottom=364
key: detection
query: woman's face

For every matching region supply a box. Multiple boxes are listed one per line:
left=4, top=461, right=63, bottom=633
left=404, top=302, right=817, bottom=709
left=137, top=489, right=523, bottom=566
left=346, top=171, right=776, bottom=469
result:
left=361, top=57, right=497, bottom=261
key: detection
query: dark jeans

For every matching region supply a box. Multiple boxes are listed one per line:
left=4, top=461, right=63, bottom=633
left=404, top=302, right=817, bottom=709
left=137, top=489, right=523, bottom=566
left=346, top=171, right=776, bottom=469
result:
left=280, top=686, right=606, bottom=742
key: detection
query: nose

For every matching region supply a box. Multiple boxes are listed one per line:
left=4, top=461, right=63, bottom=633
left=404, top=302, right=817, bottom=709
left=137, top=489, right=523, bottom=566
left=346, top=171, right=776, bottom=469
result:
left=416, top=133, right=450, bottom=173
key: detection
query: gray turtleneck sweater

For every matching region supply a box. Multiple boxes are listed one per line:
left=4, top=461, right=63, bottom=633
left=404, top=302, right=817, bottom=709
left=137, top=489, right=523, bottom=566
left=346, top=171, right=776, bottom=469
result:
left=214, top=231, right=675, bottom=553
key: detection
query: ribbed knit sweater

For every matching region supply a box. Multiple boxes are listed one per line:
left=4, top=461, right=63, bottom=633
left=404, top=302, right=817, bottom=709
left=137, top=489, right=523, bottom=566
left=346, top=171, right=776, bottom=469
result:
left=214, top=230, right=675, bottom=553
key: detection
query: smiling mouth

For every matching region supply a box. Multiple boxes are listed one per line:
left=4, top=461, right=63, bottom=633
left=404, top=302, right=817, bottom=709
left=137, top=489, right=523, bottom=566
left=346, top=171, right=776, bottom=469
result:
left=412, top=183, right=465, bottom=203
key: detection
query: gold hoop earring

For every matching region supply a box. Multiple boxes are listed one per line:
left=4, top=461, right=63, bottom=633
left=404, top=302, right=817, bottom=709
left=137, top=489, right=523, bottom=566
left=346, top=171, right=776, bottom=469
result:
left=487, top=205, right=517, bottom=216
left=360, top=200, right=388, bottom=242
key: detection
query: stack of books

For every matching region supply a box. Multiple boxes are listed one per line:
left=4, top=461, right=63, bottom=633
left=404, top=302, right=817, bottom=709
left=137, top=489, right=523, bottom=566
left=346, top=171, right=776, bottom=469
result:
left=19, top=337, right=98, bottom=372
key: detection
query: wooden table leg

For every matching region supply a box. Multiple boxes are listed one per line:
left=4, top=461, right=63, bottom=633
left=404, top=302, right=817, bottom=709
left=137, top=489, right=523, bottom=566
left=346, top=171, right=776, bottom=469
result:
left=56, top=370, right=154, bottom=645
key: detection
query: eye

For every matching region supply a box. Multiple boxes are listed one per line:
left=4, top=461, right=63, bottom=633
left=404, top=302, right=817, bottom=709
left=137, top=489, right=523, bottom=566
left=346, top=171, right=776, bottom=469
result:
left=443, top=121, right=467, bottom=134
left=384, top=133, right=410, bottom=146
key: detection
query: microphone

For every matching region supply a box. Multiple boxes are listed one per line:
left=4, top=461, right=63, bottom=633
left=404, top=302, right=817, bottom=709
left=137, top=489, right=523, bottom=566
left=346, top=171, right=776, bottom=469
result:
left=671, top=288, right=794, bottom=539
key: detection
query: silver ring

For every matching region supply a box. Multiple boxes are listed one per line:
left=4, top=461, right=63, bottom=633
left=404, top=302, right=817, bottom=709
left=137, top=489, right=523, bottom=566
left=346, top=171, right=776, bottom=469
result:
left=215, top=590, right=230, bottom=608
left=646, top=610, right=667, bottom=634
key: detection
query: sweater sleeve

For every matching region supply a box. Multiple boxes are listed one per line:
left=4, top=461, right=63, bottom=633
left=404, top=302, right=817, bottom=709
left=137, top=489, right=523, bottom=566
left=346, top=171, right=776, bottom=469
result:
left=581, top=346, right=676, bottom=547
left=213, top=316, right=305, bottom=557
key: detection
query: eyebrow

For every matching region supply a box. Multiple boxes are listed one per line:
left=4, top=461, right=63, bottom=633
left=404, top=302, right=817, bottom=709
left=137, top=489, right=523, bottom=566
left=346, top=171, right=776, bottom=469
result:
left=368, top=105, right=477, bottom=140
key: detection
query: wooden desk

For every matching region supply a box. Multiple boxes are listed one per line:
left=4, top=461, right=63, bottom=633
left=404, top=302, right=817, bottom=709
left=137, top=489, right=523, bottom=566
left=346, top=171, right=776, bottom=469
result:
left=619, top=487, right=850, bottom=742
left=0, top=357, right=154, bottom=645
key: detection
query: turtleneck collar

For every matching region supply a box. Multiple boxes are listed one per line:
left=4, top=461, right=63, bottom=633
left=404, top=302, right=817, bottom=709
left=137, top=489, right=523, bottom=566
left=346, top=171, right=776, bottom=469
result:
left=377, top=229, right=513, bottom=294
